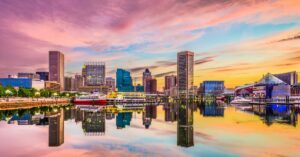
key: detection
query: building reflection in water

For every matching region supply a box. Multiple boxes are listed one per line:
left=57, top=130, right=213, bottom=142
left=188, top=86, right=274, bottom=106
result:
left=164, top=103, right=177, bottom=122
left=48, top=109, right=64, bottom=147
left=199, top=101, right=225, bottom=117
left=246, top=104, right=299, bottom=127
left=177, top=99, right=194, bottom=147
left=142, top=104, right=157, bottom=129
left=82, top=111, right=105, bottom=136
left=116, top=112, right=132, bottom=129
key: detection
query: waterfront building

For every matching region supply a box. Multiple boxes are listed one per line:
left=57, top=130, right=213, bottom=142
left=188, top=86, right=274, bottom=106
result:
left=74, top=74, right=83, bottom=91
left=143, top=69, right=152, bottom=91
left=273, top=71, right=298, bottom=85
left=200, top=81, right=224, bottom=96
left=0, top=78, right=32, bottom=88
left=234, top=84, right=254, bottom=97
left=49, top=51, right=64, bottom=91
left=64, top=76, right=73, bottom=91
left=116, top=69, right=134, bottom=92
left=48, top=109, right=64, bottom=147
left=165, top=75, right=177, bottom=90
left=254, top=73, right=286, bottom=99
left=82, top=65, right=87, bottom=86
left=134, top=84, right=144, bottom=92
left=36, top=71, right=49, bottom=81
left=177, top=51, right=194, bottom=98
left=82, top=111, right=105, bottom=136
left=44, top=81, right=61, bottom=92
left=291, top=84, right=300, bottom=96
left=17, top=72, right=40, bottom=80
left=106, top=77, right=116, bottom=92
left=272, top=84, right=291, bottom=97
left=84, top=62, right=105, bottom=86
left=145, top=78, right=157, bottom=94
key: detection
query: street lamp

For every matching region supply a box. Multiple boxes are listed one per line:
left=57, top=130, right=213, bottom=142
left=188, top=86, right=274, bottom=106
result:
left=35, top=92, right=40, bottom=101
left=5, top=89, right=12, bottom=102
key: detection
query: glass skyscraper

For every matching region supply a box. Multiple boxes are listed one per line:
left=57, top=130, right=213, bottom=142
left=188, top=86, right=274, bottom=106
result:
left=116, top=69, right=134, bottom=92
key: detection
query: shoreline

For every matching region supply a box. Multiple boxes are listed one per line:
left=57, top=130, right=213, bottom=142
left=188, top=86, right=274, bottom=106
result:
left=0, top=99, right=70, bottom=110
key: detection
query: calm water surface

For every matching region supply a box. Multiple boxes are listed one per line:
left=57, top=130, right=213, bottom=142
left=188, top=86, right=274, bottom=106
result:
left=0, top=102, right=299, bottom=157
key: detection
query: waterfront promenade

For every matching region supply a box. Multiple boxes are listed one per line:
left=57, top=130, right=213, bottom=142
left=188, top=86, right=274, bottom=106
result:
left=0, top=98, right=70, bottom=110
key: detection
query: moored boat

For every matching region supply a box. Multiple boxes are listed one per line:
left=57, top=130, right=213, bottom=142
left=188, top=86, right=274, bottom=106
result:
left=74, top=94, right=107, bottom=105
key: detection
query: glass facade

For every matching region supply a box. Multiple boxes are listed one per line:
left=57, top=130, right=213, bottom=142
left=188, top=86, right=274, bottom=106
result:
left=202, top=81, right=224, bottom=96
left=36, top=72, right=49, bottom=81
left=116, top=69, right=134, bottom=92
left=177, top=51, right=194, bottom=97
left=0, top=78, right=32, bottom=88
left=85, top=62, right=105, bottom=86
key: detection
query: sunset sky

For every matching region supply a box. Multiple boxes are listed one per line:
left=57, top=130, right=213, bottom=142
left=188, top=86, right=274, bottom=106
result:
left=0, top=0, right=299, bottom=90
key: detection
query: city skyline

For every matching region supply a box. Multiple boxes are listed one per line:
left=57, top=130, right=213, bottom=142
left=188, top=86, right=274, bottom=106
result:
left=0, top=0, right=300, bottom=90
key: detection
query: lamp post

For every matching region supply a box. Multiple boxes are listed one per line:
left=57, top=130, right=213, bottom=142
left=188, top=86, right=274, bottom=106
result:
left=5, top=89, right=12, bottom=102
left=35, top=91, right=40, bottom=101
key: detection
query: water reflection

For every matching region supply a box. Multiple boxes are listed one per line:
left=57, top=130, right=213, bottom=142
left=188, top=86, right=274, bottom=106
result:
left=177, top=99, right=194, bottom=147
left=48, top=109, right=64, bottom=146
left=199, top=101, right=225, bottom=117
left=0, top=101, right=299, bottom=151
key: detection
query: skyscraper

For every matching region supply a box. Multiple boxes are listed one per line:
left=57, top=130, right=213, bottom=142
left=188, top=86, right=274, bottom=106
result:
left=64, top=76, right=73, bottom=91
left=49, top=51, right=64, bottom=91
left=145, top=78, right=157, bottom=94
left=116, top=69, right=134, bottom=92
left=177, top=51, right=194, bottom=98
left=106, top=77, right=116, bottom=91
left=84, top=62, right=105, bottom=86
left=165, top=75, right=177, bottom=90
left=143, top=69, right=152, bottom=91
left=74, top=74, right=83, bottom=91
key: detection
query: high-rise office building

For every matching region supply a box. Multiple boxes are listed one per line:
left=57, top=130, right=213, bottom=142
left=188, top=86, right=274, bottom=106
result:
left=36, top=72, right=49, bottom=81
left=143, top=69, right=152, bottom=91
left=145, top=78, right=157, bottom=94
left=17, top=72, right=40, bottom=80
left=49, top=109, right=64, bottom=147
left=74, top=74, right=83, bottom=91
left=64, top=76, right=73, bottom=91
left=177, top=51, right=194, bottom=97
left=106, top=77, right=115, bottom=92
left=84, top=62, right=105, bottom=86
left=165, top=75, right=177, bottom=90
left=116, top=69, right=134, bottom=92
left=82, top=65, right=87, bottom=86
left=273, top=71, right=298, bottom=85
left=49, top=51, right=64, bottom=91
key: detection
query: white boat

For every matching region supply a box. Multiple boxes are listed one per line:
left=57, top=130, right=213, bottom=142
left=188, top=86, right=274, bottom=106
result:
left=231, top=96, right=251, bottom=104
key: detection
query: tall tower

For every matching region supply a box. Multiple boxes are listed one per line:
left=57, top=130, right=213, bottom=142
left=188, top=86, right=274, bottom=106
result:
left=143, top=69, right=152, bottom=91
left=177, top=51, right=194, bottom=98
left=177, top=51, right=194, bottom=147
left=49, top=51, right=64, bottom=91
